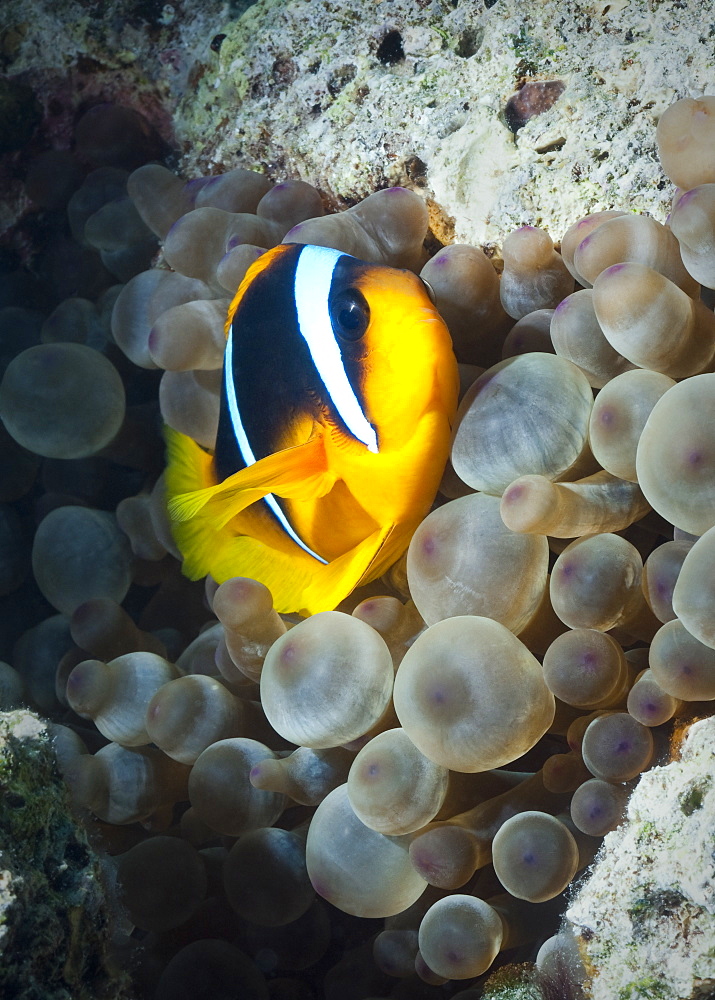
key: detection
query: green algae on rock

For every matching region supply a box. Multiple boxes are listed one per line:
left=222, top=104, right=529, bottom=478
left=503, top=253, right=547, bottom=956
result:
left=175, top=0, right=715, bottom=245
left=567, top=716, right=715, bottom=1000
left=481, top=963, right=565, bottom=999
left=0, top=710, right=131, bottom=1000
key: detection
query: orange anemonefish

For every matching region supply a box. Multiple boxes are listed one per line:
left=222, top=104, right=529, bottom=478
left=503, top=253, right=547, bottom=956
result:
left=165, top=241, right=458, bottom=617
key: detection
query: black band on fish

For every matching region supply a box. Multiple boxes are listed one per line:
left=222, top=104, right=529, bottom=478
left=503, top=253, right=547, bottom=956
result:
left=223, top=328, right=329, bottom=564
left=216, top=244, right=382, bottom=566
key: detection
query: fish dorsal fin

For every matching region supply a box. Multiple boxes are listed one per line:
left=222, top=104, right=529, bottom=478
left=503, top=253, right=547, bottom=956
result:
left=168, top=434, right=335, bottom=528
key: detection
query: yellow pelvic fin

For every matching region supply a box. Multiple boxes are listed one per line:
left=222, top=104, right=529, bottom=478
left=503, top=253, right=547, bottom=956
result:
left=208, top=520, right=405, bottom=617
left=167, top=434, right=336, bottom=528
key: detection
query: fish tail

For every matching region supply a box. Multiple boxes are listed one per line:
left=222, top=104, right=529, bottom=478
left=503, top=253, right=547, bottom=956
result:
left=164, top=429, right=260, bottom=524
left=163, top=427, right=222, bottom=522
left=164, top=426, right=222, bottom=580
left=164, top=425, right=216, bottom=493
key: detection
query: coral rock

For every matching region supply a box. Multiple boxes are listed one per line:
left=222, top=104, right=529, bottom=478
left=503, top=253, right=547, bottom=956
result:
left=0, top=710, right=131, bottom=999
left=177, top=0, right=715, bottom=244
left=567, top=716, right=715, bottom=1000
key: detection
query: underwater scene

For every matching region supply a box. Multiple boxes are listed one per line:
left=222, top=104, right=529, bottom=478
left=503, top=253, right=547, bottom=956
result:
left=1, top=1, right=715, bottom=998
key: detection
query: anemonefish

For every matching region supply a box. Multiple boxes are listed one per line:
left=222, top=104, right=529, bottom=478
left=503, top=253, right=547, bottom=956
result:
left=165, top=241, right=458, bottom=617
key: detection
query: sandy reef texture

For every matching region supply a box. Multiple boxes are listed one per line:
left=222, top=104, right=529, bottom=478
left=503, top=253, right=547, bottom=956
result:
left=175, top=0, right=715, bottom=246
left=567, top=716, right=715, bottom=1000
left=0, top=710, right=129, bottom=1000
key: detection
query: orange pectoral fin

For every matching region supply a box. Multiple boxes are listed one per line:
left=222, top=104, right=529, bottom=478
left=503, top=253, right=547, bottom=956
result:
left=167, top=434, right=336, bottom=528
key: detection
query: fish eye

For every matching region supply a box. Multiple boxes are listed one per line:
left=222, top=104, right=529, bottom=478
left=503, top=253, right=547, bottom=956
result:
left=420, top=277, right=437, bottom=304
left=330, top=288, right=370, bottom=342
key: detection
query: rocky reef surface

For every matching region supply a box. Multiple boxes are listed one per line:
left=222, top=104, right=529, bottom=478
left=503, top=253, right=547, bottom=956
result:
left=0, top=709, right=131, bottom=1000
left=567, top=715, right=715, bottom=1000
left=175, top=0, right=715, bottom=245
left=6, top=0, right=715, bottom=246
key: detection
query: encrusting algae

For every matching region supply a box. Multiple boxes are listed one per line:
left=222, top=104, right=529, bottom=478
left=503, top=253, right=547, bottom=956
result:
left=2, top=72, right=715, bottom=1000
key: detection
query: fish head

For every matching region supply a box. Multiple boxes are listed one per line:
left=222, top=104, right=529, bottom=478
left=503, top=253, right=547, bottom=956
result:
left=335, top=259, right=459, bottom=451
